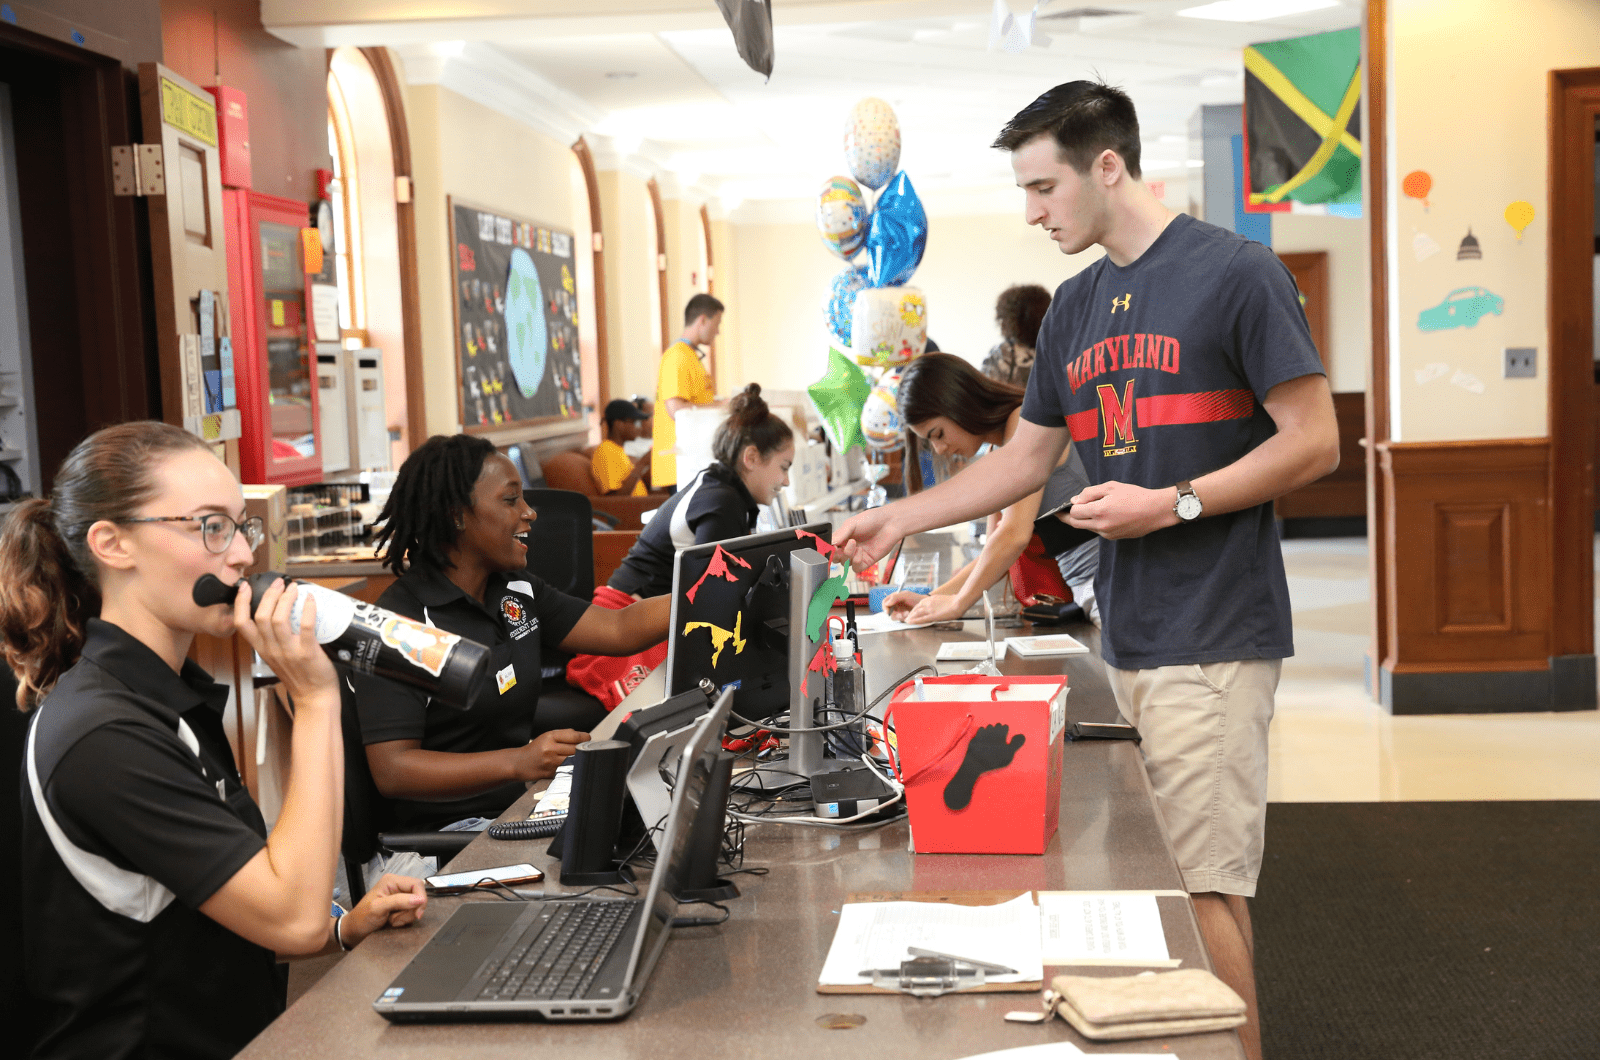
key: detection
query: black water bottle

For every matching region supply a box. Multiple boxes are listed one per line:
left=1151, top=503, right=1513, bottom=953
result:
left=193, top=571, right=490, bottom=709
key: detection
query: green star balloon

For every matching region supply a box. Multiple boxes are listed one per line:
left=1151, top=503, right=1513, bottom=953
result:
left=808, top=347, right=871, bottom=454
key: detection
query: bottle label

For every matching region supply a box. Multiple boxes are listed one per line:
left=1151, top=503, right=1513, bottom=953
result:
left=290, top=583, right=358, bottom=644
left=358, top=604, right=460, bottom=678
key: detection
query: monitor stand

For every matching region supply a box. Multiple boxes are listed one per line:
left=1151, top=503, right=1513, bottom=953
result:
left=737, top=547, right=851, bottom=795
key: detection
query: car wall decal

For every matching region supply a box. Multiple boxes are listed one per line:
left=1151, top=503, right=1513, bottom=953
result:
left=1417, top=286, right=1506, bottom=332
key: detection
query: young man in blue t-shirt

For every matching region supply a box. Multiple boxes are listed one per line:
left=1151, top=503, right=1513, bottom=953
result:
left=835, top=81, right=1338, bottom=1060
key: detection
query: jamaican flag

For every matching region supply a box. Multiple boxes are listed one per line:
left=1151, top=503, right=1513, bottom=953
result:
left=1243, top=27, right=1360, bottom=211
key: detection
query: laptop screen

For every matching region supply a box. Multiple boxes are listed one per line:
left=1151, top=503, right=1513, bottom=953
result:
left=625, top=689, right=730, bottom=986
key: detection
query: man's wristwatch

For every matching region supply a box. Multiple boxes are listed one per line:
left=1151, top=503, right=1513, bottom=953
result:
left=1173, top=481, right=1203, bottom=522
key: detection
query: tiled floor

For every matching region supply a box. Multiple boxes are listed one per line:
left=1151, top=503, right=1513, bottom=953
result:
left=1268, top=537, right=1600, bottom=802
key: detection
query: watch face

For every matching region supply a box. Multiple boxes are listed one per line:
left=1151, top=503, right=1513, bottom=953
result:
left=1176, top=493, right=1203, bottom=521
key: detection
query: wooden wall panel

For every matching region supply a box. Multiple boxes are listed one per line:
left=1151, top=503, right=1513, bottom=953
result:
left=1379, top=439, right=1551, bottom=672
left=1363, top=0, right=1392, bottom=697
left=1275, top=391, right=1366, bottom=520
left=1433, top=504, right=1509, bottom=631
left=1548, top=69, right=1600, bottom=661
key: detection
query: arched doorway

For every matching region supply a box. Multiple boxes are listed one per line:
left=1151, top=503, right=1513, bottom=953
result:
left=326, top=45, right=423, bottom=466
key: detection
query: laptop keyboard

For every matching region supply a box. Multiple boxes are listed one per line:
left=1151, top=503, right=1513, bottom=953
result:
left=476, top=901, right=640, bottom=1003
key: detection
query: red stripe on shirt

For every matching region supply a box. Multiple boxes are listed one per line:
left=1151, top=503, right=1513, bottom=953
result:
left=1135, top=389, right=1256, bottom=427
left=1066, top=409, right=1099, bottom=442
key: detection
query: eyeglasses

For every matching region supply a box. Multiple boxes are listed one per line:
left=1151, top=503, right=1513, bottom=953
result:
left=121, top=514, right=265, bottom=555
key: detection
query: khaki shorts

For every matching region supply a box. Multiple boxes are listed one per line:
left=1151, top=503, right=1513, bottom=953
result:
left=1106, top=659, right=1281, bottom=898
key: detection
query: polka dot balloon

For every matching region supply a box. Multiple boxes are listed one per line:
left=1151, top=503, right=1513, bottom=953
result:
left=843, top=97, right=901, bottom=192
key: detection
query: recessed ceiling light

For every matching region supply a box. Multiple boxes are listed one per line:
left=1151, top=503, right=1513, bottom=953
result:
left=1178, top=0, right=1339, bottom=22
left=604, top=71, right=638, bottom=79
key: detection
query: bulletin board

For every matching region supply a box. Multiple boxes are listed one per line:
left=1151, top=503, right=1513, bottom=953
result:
left=448, top=197, right=584, bottom=431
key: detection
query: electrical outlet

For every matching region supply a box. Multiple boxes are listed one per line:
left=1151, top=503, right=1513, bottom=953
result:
left=1504, top=347, right=1537, bottom=378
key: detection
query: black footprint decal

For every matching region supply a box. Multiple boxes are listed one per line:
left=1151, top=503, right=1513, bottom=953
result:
left=943, top=723, right=1026, bottom=811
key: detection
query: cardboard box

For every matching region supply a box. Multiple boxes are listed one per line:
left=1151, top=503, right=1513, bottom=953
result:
left=242, top=483, right=287, bottom=577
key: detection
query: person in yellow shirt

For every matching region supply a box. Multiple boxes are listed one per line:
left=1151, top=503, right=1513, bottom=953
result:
left=592, top=399, right=650, bottom=497
left=652, top=293, right=723, bottom=491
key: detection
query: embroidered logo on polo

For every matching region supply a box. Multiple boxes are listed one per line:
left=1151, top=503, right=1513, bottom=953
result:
left=501, top=595, right=538, bottom=640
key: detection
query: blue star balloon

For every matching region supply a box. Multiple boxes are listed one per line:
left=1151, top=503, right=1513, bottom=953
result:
left=825, top=265, right=871, bottom=346
left=864, top=172, right=928, bottom=288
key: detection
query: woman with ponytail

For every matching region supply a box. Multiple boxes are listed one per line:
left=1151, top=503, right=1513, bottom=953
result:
left=605, top=383, right=793, bottom=601
left=565, top=385, right=794, bottom=708
left=1, top=422, right=426, bottom=1060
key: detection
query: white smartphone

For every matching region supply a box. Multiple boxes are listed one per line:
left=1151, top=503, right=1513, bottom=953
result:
left=425, top=862, right=543, bottom=893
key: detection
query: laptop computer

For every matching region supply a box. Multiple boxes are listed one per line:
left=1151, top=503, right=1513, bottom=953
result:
left=373, top=687, right=734, bottom=1023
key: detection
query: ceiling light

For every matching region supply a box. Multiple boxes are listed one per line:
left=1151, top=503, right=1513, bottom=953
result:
left=1178, top=0, right=1339, bottom=21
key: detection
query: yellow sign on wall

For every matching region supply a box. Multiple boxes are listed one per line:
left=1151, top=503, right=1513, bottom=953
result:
left=160, top=78, right=218, bottom=147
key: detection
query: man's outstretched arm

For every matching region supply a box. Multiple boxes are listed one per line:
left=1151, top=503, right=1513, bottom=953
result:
left=834, top=418, right=1070, bottom=565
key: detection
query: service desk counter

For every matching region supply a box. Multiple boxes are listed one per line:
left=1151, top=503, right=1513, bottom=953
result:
left=242, top=619, right=1243, bottom=1060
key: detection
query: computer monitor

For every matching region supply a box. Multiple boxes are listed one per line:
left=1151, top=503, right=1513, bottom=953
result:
left=664, top=523, right=839, bottom=783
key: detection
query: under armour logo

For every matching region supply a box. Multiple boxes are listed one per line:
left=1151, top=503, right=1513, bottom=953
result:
left=1111, top=293, right=1132, bottom=314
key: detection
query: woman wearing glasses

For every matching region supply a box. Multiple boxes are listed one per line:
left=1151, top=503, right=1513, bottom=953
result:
left=0, top=421, right=427, bottom=1060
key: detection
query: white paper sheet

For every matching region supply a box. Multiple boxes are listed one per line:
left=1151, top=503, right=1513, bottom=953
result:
left=1038, top=892, right=1175, bottom=966
left=935, top=641, right=994, bottom=661
left=853, top=610, right=935, bottom=635
left=312, top=283, right=341, bottom=343
left=1004, top=633, right=1090, bottom=657
left=819, top=893, right=1043, bottom=986
left=956, top=1048, right=1169, bottom=1060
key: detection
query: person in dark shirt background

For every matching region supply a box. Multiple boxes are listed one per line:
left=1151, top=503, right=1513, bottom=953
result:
left=981, top=283, right=1052, bottom=388
left=354, top=434, right=670, bottom=843
left=606, top=383, right=794, bottom=601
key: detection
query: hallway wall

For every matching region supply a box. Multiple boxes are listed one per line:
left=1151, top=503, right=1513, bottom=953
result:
left=1389, top=0, right=1600, bottom=441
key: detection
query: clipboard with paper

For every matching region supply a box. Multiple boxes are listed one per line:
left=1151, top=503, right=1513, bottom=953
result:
left=817, top=891, right=1044, bottom=995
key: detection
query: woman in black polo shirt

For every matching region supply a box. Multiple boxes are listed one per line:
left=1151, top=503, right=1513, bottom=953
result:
left=353, top=434, right=670, bottom=836
left=0, top=422, right=427, bottom=1060
left=606, top=383, right=795, bottom=599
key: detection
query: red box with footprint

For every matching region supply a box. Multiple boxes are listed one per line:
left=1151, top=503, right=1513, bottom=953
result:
left=885, top=674, right=1068, bottom=855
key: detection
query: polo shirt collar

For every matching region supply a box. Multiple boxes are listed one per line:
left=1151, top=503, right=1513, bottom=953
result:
left=78, top=618, right=229, bottom=724
left=403, top=563, right=515, bottom=616
left=706, top=460, right=759, bottom=520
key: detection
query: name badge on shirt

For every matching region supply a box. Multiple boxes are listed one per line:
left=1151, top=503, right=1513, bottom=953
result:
left=496, top=664, right=517, bottom=695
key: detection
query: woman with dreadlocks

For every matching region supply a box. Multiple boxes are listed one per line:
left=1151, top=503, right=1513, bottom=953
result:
left=351, top=435, right=669, bottom=840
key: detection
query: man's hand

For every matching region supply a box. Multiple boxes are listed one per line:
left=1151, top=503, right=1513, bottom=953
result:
left=338, top=874, right=427, bottom=950
left=1065, top=481, right=1178, bottom=540
left=833, top=506, right=901, bottom=567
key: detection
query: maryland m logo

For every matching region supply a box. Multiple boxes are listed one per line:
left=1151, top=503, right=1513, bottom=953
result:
left=1110, top=293, right=1132, bottom=314
left=1096, top=379, right=1137, bottom=456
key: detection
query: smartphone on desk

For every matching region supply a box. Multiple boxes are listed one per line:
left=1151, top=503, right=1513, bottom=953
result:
left=425, top=862, right=543, bottom=895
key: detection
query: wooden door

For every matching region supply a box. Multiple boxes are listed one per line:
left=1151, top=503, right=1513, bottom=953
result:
left=1278, top=250, right=1330, bottom=370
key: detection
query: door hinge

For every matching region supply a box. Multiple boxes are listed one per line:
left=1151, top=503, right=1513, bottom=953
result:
left=111, top=144, right=165, bottom=197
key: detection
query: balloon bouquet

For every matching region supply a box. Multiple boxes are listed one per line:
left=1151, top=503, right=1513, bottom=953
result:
left=808, top=97, right=928, bottom=508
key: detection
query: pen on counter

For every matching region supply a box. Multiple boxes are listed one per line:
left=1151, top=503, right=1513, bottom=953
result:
left=906, top=947, right=1017, bottom=975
